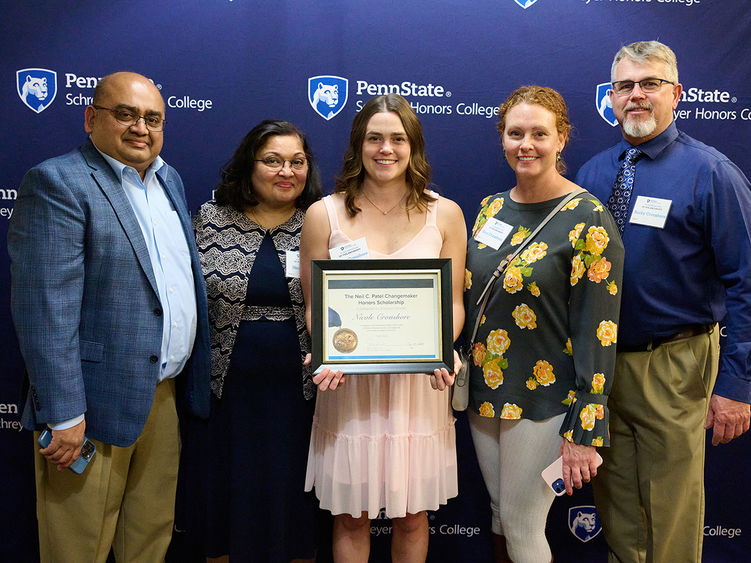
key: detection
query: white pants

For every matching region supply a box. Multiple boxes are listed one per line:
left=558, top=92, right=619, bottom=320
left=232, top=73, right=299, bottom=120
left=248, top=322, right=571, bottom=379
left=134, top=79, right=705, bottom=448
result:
left=468, top=411, right=565, bottom=563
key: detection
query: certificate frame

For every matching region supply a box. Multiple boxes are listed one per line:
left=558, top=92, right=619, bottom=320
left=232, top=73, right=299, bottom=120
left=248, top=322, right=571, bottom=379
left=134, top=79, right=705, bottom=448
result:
left=310, top=258, right=453, bottom=375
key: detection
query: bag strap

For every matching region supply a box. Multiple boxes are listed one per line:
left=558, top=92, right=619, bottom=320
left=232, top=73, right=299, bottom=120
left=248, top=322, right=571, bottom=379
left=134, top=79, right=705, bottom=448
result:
left=467, top=188, right=585, bottom=347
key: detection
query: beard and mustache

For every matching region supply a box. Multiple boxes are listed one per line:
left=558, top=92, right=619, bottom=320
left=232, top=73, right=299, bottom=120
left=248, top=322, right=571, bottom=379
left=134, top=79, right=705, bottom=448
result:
left=620, top=101, right=657, bottom=139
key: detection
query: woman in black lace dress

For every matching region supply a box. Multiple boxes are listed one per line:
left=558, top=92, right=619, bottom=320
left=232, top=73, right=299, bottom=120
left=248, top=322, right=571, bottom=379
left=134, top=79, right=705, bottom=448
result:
left=193, top=120, right=323, bottom=562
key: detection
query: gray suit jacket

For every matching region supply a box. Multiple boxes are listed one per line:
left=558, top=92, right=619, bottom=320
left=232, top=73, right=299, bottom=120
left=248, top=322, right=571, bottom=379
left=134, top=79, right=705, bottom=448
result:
left=8, top=139, right=210, bottom=447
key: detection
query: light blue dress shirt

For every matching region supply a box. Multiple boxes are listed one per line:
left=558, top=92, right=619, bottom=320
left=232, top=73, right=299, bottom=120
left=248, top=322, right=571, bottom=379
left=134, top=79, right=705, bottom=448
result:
left=97, top=149, right=197, bottom=380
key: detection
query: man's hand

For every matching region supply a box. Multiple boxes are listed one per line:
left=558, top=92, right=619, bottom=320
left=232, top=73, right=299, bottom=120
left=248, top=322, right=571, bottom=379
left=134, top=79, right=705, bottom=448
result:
left=40, top=420, right=86, bottom=470
left=705, top=394, right=750, bottom=445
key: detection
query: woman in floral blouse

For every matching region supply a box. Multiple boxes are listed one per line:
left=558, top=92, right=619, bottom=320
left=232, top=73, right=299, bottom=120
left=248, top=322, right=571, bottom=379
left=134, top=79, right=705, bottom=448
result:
left=464, top=86, right=624, bottom=563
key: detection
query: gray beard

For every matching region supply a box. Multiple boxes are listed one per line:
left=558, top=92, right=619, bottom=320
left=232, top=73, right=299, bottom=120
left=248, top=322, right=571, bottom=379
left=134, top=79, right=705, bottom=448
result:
left=622, top=113, right=656, bottom=139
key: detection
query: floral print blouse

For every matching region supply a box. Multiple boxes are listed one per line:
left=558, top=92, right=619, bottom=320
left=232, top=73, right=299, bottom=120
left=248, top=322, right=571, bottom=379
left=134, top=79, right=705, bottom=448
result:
left=464, top=191, right=624, bottom=446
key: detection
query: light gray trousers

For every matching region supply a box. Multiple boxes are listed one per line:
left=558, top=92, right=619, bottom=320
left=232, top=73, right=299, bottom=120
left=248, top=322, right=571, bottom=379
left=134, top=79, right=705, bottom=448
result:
left=469, top=411, right=565, bottom=563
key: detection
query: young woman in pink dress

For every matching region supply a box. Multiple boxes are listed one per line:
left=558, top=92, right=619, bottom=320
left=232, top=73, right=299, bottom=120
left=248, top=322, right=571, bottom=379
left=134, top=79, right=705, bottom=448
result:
left=300, top=94, right=466, bottom=562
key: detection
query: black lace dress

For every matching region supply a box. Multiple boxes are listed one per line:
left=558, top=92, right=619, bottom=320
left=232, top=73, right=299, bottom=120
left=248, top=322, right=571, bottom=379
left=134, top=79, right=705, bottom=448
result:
left=203, top=233, right=318, bottom=560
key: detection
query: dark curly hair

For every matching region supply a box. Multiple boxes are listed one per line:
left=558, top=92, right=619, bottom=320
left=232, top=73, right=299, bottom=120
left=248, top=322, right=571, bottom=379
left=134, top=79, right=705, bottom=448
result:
left=334, top=94, right=435, bottom=217
left=215, top=120, right=322, bottom=211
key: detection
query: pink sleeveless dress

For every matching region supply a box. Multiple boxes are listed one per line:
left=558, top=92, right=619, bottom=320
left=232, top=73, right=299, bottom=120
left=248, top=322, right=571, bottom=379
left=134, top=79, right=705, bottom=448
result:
left=304, top=192, right=458, bottom=519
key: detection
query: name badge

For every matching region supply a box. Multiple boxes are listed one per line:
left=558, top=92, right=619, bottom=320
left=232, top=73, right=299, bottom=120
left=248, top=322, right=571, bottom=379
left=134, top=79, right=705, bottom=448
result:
left=285, top=250, right=300, bottom=278
left=329, top=237, right=370, bottom=260
left=629, top=196, right=672, bottom=229
left=474, top=217, right=514, bottom=250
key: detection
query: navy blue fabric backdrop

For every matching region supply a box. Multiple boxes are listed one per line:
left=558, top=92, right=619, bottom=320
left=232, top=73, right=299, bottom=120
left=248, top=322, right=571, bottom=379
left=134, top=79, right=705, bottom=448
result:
left=2, top=1, right=750, bottom=561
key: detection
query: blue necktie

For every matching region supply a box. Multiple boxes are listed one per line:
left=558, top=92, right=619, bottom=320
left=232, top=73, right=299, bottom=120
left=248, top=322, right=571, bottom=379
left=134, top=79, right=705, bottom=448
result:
left=607, top=147, right=643, bottom=234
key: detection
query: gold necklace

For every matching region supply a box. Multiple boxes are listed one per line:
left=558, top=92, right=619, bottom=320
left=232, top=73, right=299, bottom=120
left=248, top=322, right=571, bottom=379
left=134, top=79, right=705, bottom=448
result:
left=361, top=190, right=406, bottom=215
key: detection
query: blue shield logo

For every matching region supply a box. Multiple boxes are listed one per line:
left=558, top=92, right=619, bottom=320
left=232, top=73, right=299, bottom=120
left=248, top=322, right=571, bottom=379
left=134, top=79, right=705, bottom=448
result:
left=17, top=68, right=57, bottom=113
left=568, top=506, right=602, bottom=543
left=596, top=82, right=618, bottom=127
left=308, top=75, right=348, bottom=120
left=514, top=0, right=539, bottom=8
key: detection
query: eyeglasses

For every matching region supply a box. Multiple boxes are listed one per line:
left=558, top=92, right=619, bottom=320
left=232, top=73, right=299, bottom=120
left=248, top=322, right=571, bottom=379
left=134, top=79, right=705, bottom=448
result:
left=92, top=105, right=165, bottom=131
left=611, top=78, right=674, bottom=96
left=255, top=156, right=307, bottom=171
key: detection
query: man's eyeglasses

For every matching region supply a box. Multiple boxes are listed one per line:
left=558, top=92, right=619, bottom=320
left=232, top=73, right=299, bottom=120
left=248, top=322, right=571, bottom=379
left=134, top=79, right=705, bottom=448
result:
left=93, top=105, right=165, bottom=131
left=611, top=78, right=674, bottom=96
left=255, top=156, right=307, bottom=171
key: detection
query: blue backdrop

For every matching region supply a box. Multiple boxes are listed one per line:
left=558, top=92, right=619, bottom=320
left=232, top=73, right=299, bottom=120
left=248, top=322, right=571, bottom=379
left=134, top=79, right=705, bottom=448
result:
left=2, top=1, right=750, bottom=561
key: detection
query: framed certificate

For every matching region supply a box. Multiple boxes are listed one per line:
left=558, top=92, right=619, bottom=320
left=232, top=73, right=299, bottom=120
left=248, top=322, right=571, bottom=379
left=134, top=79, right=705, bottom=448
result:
left=310, top=258, right=454, bottom=375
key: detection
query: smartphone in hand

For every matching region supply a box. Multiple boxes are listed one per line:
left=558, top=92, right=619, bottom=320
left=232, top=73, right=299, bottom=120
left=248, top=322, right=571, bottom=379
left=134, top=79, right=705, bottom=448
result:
left=38, top=429, right=97, bottom=474
left=541, top=452, right=603, bottom=496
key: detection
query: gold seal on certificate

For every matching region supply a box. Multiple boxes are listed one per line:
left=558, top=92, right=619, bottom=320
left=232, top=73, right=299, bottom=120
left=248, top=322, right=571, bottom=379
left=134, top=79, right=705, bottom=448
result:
left=332, top=328, right=358, bottom=353
left=310, top=258, right=454, bottom=375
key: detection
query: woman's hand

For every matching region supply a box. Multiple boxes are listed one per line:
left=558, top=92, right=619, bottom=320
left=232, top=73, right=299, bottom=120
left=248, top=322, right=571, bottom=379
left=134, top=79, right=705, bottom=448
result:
left=304, top=353, right=346, bottom=391
left=559, top=439, right=599, bottom=495
left=430, top=350, right=461, bottom=391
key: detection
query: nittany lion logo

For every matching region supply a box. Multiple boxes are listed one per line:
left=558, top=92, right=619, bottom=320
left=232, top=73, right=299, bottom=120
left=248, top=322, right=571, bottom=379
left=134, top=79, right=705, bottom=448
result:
left=17, top=68, right=57, bottom=113
left=308, top=75, right=348, bottom=120
left=568, top=506, right=603, bottom=543
left=596, top=82, right=618, bottom=127
left=514, top=0, right=539, bottom=8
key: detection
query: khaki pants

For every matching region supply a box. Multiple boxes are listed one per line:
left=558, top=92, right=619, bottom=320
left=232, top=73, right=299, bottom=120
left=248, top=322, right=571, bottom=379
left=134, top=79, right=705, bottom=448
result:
left=35, top=379, right=180, bottom=563
left=593, top=328, right=719, bottom=563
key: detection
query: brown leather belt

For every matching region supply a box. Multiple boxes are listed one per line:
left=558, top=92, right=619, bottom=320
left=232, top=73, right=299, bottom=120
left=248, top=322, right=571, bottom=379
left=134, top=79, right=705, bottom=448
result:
left=617, top=324, right=713, bottom=353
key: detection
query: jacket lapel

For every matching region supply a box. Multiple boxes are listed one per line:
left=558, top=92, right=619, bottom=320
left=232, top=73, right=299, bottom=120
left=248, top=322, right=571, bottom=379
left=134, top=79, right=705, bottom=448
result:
left=80, top=141, right=160, bottom=298
left=157, top=166, right=205, bottom=279
left=157, top=167, right=191, bottom=240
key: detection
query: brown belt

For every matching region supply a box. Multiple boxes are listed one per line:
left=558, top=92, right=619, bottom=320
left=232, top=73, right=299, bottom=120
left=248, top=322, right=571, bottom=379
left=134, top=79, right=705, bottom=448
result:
left=617, top=324, right=713, bottom=353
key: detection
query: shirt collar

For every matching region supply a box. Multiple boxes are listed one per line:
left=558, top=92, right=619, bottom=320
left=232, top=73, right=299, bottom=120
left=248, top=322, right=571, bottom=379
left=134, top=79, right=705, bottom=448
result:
left=90, top=136, right=165, bottom=185
left=618, top=121, right=678, bottom=162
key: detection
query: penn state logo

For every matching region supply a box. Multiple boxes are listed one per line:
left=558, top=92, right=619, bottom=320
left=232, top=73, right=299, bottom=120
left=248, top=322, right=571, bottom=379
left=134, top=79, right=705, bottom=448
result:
left=308, top=75, right=348, bottom=120
left=514, top=0, right=539, bottom=8
left=596, top=82, right=618, bottom=127
left=17, top=68, right=57, bottom=113
left=568, top=506, right=603, bottom=543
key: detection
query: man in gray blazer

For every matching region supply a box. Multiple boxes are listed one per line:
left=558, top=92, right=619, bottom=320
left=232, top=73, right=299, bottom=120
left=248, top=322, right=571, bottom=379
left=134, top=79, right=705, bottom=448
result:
left=8, top=71, right=210, bottom=562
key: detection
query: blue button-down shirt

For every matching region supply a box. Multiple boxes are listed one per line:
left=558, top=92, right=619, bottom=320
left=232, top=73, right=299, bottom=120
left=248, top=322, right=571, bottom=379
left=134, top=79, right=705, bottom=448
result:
left=576, top=122, right=751, bottom=402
